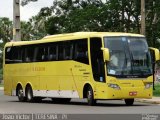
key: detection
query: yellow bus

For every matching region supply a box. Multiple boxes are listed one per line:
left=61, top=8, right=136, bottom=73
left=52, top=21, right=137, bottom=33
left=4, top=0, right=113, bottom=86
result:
left=3, top=32, right=159, bottom=106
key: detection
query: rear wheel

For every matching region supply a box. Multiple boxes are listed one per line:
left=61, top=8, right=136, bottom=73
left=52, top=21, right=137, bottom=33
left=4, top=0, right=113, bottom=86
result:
left=125, top=99, right=134, bottom=106
left=87, top=86, right=96, bottom=106
left=26, top=86, right=34, bottom=102
left=17, top=86, right=26, bottom=102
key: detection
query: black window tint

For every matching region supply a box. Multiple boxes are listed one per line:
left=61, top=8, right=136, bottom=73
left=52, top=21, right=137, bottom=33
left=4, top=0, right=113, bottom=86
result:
left=34, top=45, right=48, bottom=62
left=25, top=46, right=34, bottom=62
left=49, top=43, right=58, bottom=61
left=90, top=38, right=105, bottom=82
left=5, top=47, right=13, bottom=64
left=58, top=43, right=64, bottom=60
left=5, top=39, right=88, bottom=64
left=64, top=41, right=73, bottom=60
left=5, top=46, right=23, bottom=64
left=13, top=47, right=21, bottom=63
left=74, top=39, right=89, bottom=64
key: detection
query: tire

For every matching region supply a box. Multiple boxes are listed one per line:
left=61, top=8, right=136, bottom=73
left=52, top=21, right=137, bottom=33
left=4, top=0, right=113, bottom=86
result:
left=26, top=86, right=34, bottom=102
left=52, top=98, right=71, bottom=104
left=17, top=86, right=26, bottom=102
left=87, top=86, right=96, bottom=106
left=125, top=99, right=134, bottom=106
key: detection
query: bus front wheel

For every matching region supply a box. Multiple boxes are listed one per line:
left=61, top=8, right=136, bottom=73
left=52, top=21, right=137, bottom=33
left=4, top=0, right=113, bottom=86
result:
left=17, top=86, right=26, bottom=102
left=87, top=86, right=96, bottom=106
left=124, top=99, right=134, bottom=106
left=26, top=86, right=34, bottom=102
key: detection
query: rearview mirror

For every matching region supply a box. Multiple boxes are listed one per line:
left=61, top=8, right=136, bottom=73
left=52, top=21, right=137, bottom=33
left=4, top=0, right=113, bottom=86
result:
left=101, top=48, right=110, bottom=61
left=149, top=47, right=160, bottom=61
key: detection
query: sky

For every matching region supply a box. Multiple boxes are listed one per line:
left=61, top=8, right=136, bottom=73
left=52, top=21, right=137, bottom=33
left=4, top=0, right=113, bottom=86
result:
left=0, top=0, right=53, bottom=21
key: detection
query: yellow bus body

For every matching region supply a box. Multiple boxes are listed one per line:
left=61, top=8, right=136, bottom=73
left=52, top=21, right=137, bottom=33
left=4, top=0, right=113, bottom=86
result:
left=3, top=32, right=153, bottom=103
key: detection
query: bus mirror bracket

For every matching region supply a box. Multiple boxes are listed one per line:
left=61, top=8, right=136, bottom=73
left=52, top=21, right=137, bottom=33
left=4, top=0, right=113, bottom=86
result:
left=101, top=48, right=110, bottom=62
left=149, top=47, right=160, bottom=61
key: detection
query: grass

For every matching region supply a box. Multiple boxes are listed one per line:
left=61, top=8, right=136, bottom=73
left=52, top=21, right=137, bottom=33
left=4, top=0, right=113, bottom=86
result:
left=153, top=83, right=160, bottom=97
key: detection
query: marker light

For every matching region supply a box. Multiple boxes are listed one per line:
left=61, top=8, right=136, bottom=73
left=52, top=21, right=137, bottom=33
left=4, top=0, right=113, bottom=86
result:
left=145, top=83, right=153, bottom=89
left=108, top=83, right=121, bottom=90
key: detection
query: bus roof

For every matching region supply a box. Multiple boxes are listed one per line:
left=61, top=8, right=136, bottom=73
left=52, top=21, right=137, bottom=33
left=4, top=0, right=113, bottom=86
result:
left=5, top=32, right=145, bottom=47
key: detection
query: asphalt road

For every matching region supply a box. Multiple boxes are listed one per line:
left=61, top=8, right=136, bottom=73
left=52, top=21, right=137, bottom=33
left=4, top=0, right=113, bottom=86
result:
left=0, top=90, right=160, bottom=114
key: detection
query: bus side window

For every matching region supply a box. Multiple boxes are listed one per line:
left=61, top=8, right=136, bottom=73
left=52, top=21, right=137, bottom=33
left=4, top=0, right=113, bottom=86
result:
left=37, top=47, right=46, bottom=61
left=64, top=41, right=73, bottom=60
left=49, top=43, right=58, bottom=61
left=74, top=39, right=89, bottom=64
left=25, top=46, right=34, bottom=62
left=5, top=47, right=13, bottom=64
left=58, top=42, right=65, bottom=60
left=10, top=46, right=23, bottom=63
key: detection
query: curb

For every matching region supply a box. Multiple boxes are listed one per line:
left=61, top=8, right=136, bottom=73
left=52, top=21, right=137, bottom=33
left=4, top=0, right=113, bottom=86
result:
left=135, top=98, right=160, bottom=104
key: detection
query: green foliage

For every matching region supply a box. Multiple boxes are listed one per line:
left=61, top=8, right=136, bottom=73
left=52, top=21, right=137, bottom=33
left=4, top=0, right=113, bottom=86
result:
left=45, top=16, right=62, bottom=34
left=153, top=83, right=160, bottom=97
left=0, top=17, right=12, bottom=43
left=0, top=18, right=13, bottom=68
left=43, top=0, right=142, bottom=34
left=21, top=0, right=38, bottom=6
left=0, top=68, right=2, bottom=82
left=7, top=0, right=160, bottom=48
left=145, top=0, right=160, bottom=48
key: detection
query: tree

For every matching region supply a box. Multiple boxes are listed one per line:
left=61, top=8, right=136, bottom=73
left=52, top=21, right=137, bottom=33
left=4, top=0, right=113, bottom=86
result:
left=21, top=0, right=160, bottom=48
left=45, top=0, right=141, bottom=34
left=26, top=7, right=52, bottom=39
left=21, top=0, right=38, bottom=6
left=21, top=21, right=33, bottom=41
left=0, top=17, right=12, bottom=43
left=145, top=0, right=160, bottom=48
left=0, top=17, right=13, bottom=69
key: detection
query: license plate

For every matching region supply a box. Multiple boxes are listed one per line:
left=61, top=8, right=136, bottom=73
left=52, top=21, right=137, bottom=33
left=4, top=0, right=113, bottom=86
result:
left=129, top=91, right=137, bottom=96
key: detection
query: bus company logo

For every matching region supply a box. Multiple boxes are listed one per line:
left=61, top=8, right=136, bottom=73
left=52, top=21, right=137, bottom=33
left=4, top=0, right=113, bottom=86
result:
left=142, top=114, right=159, bottom=120
left=32, top=67, right=45, bottom=72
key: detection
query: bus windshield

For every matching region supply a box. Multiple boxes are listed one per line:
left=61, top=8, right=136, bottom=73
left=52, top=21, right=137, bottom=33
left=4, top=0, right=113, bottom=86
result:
left=104, top=37, right=152, bottom=78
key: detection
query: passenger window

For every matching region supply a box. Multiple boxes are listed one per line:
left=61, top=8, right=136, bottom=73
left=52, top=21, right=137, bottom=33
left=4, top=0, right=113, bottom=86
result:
left=74, top=39, right=89, bottom=64
left=49, top=44, right=58, bottom=61
left=64, top=41, right=73, bottom=60
left=58, top=43, right=65, bottom=60
left=25, top=46, right=34, bottom=62
left=35, top=46, right=47, bottom=62
left=5, top=47, right=13, bottom=64
left=5, top=46, right=23, bottom=64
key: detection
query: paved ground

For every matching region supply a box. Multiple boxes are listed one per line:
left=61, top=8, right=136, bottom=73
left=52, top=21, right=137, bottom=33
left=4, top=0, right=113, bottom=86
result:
left=0, top=89, right=160, bottom=114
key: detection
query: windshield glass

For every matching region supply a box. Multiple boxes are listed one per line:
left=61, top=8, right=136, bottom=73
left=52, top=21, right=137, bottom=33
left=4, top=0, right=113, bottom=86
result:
left=104, top=37, right=152, bottom=78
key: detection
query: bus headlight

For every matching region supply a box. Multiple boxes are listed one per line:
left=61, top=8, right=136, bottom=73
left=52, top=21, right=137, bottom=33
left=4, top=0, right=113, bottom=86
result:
left=108, top=83, right=121, bottom=90
left=145, top=83, right=152, bottom=89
